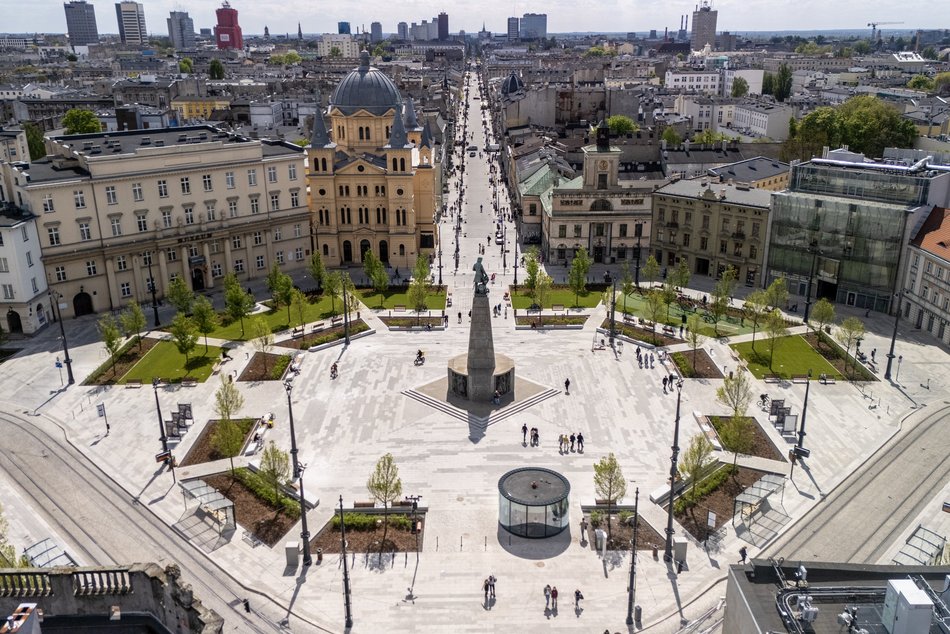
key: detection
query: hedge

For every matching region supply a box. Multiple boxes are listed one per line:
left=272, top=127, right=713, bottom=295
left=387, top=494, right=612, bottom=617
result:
left=674, top=465, right=736, bottom=514
left=298, top=321, right=370, bottom=349
left=268, top=354, right=292, bottom=380
left=330, top=512, right=413, bottom=531
left=671, top=352, right=697, bottom=378
left=233, top=468, right=300, bottom=519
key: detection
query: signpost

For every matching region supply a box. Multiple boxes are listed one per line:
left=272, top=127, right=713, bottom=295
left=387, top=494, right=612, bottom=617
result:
left=96, top=403, right=110, bottom=435
left=705, top=511, right=716, bottom=550
left=55, top=357, right=63, bottom=386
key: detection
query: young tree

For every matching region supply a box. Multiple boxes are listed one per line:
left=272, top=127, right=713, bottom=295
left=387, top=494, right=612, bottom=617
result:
left=212, top=416, right=244, bottom=476
left=619, top=261, right=635, bottom=316
left=290, top=288, right=307, bottom=328
left=662, top=278, right=678, bottom=323
left=743, top=289, right=769, bottom=351
left=710, top=266, right=737, bottom=335
left=836, top=316, right=866, bottom=379
left=191, top=295, right=217, bottom=352
left=363, top=250, right=389, bottom=306
left=686, top=313, right=705, bottom=367
left=214, top=374, right=245, bottom=421
left=679, top=435, right=714, bottom=497
left=308, top=252, right=326, bottom=291
left=98, top=313, right=123, bottom=376
left=259, top=441, right=290, bottom=507
left=322, top=269, right=342, bottom=314
left=119, top=301, right=146, bottom=350
left=718, top=415, right=753, bottom=471
left=673, top=258, right=691, bottom=290
left=606, top=114, right=638, bottom=136
left=593, top=453, right=626, bottom=539
left=567, top=247, right=592, bottom=307
left=61, top=108, right=101, bottom=134
left=716, top=369, right=754, bottom=420
left=810, top=297, right=836, bottom=349
left=250, top=316, right=274, bottom=373
left=169, top=312, right=199, bottom=369
left=366, top=453, right=403, bottom=547
left=765, top=276, right=789, bottom=311
left=642, top=255, right=661, bottom=289
left=764, top=309, right=789, bottom=371
left=166, top=276, right=194, bottom=314
left=534, top=271, right=552, bottom=325
left=208, top=58, right=225, bottom=80
left=223, top=273, right=255, bottom=336
left=408, top=254, right=431, bottom=319
left=731, top=76, right=749, bottom=97
left=644, top=288, right=666, bottom=343
left=661, top=126, right=682, bottom=147
left=178, top=57, right=193, bottom=73
left=523, top=246, right=540, bottom=295
left=774, top=63, right=793, bottom=102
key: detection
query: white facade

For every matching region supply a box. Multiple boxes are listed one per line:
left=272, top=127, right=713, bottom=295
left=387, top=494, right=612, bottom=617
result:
left=317, top=34, right=360, bottom=58
left=732, top=103, right=793, bottom=140
left=0, top=208, right=49, bottom=334
left=665, top=71, right=721, bottom=95
left=721, top=68, right=764, bottom=96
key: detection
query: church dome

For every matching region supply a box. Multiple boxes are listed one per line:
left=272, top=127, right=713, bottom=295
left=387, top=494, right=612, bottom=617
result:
left=501, top=71, right=525, bottom=96
left=329, top=50, right=402, bottom=116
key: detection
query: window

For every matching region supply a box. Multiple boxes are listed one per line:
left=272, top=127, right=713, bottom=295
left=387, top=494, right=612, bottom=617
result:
left=658, top=209, right=665, bottom=223
left=202, top=174, right=213, bottom=192
left=290, top=191, right=299, bottom=207
left=912, top=254, right=920, bottom=267
left=136, top=214, right=148, bottom=232
left=247, top=169, right=257, bottom=186
left=0, top=258, right=6, bottom=272
left=31, top=278, right=38, bottom=293
left=685, top=212, right=692, bottom=225
left=166, top=248, right=178, bottom=262
left=733, top=243, right=743, bottom=257
left=683, top=234, right=690, bottom=247
left=184, top=207, right=195, bottom=225
left=120, top=281, right=131, bottom=298
left=157, top=180, right=168, bottom=198
left=232, top=236, right=242, bottom=249
left=1, top=284, right=12, bottom=300
left=227, top=200, right=238, bottom=218
left=276, top=250, right=285, bottom=264
left=267, top=166, right=278, bottom=183
left=42, top=195, right=54, bottom=213
left=86, top=260, right=97, bottom=276
left=55, top=266, right=66, bottom=282
left=162, top=210, right=172, bottom=228
left=73, top=190, right=86, bottom=209
left=274, top=227, right=282, bottom=241
left=211, top=263, right=222, bottom=278
left=256, top=255, right=266, bottom=270
left=619, top=224, right=628, bottom=238
left=47, top=226, right=60, bottom=246
left=719, top=240, right=727, bottom=254
left=253, top=231, right=263, bottom=246
left=700, top=236, right=708, bottom=251
left=210, top=241, right=219, bottom=254
left=110, top=217, right=122, bottom=236
left=749, top=244, right=758, bottom=259
left=250, top=197, right=260, bottom=214
left=926, top=261, right=933, bottom=274
left=294, top=247, right=304, bottom=261
left=233, top=258, right=244, bottom=273
left=79, top=222, right=91, bottom=241
left=288, top=163, right=297, bottom=180
left=188, top=246, right=199, bottom=258
left=206, top=203, right=216, bottom=221
left=270, top=193, right=280, bottom=211
left=558, top=225, right=566, bottom=238
left=116, top=255, right=127, bottom=271
left=595, top=224, right=605, bottom=237
left=132, top=182, right=143, bottom=202
left=293, top=223, right=302, bottom=238
left=142, top=251, right=152, bottom=266
left=225, top=171, right=235, bottom=189
left=25, top=252, right=34, bottom=267
left=573, top=224, right=582, bottom=238
left=751, top=222, right=760, bottom=238
left=105, top=186, right=117, bottom=205
left=702, top=215, right=710, bottom=230
left=721, top=218, right=730, bottom=232
left=180, top=177, right=191, bottom=194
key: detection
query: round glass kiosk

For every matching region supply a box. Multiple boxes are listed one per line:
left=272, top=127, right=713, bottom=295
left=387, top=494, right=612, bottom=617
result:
left=498, top=467, right=571, bottom=538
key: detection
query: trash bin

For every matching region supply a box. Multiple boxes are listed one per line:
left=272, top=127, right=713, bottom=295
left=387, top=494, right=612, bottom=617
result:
left=316, top=548, right=323, bottom=564
left=635, top=605, right=642, bottom=623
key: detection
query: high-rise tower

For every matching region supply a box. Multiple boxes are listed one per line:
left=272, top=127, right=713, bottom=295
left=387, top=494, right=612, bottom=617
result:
left=115, top=1, right=147, bottom=45
left=214, top=1, right=243, bottom=50
left=437, top=12, right=449, bottom=40
left=64, top=0, right=99, bottom=46
left=691, top=1, right=717, bottom=50
left=167, top=11, right=196, bottom=50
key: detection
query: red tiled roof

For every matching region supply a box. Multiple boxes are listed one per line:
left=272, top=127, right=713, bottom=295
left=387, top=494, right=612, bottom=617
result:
left=911, top=207, right=950, bottom=260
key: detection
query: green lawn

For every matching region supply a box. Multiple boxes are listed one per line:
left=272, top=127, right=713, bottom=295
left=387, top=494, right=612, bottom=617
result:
left=731, top=335, right=841, bottom=380
left=209, top=294, right=339, bottom=341
left=510, top=287, right=603, bottom=309
left=615, top=292, right=753, bottom=338
left=119, top=340, right=223, bottom=384
left=355, top=287, right=447, bottom=310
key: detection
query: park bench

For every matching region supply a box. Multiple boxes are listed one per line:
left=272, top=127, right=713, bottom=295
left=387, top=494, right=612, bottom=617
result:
left=791, top=375, right=809, bottom=384
left=819, top=375, right=837, bottom=385
left=353, top=501, right=376, bottom=508
left=291, top=327, right=304, bottom=338
left=310, top=322, right=326, bottom=332
left=125, top=379, right=143, bottom=389
left=662, top=325, right=676, bottom=336
left=181, top=378, right=198, bottom=387
left=393, top=305, right=406, bottom=313
left=551, top=304, right=565, bottom=312
left=331, top=316, right=344, bottom=326
left=242, top=530, right=262, bottom=548
left=763, top=375, right=782, bottom=383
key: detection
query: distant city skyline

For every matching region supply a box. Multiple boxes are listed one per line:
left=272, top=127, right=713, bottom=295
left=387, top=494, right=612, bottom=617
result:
left=0, top=0, right=939, bottom=37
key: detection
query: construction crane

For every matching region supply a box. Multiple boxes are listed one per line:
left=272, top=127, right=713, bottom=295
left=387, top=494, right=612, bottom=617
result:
left=867, top=21, right=904, bottom=41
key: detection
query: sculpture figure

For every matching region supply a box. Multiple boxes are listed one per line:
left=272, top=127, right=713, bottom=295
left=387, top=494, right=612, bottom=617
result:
left=473, top=257, right=489, bottom=295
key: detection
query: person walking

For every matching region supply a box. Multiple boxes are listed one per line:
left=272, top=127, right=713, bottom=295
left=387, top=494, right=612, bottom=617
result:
left=483, top=578, right=490, bottom=602
left=544, top=584, right=552, bottom=609
left=564, top=378, right=571, bottom=394
left=574, top=589, right=584, bottom=608
left=739, top=546, right=748, bottom=564
left=522, top=423, right=528, bottom=445
left=488, top=575, right=496, bottom=598
left=570, top=433, right=576, bottom=452
left=551, top=586, right=559, bottom=610
left=662, top=376, right=668, bottom=393
left=577, top=432, right=584, bottom=452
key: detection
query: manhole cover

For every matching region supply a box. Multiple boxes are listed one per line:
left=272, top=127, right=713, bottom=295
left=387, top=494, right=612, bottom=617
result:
left=535, top=562, right=545, bottom=568
left=457, top=496, right=464, bottom=502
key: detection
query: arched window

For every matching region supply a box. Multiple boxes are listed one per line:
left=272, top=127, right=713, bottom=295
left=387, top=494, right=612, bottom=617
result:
left=364, top=127, right=370, bottom=140
left=399, top=244, right=405, bottom=256
left=321, top=158, right=327, bottom=171
left=399, top=158, right=406, bottom=171
left=590, top=199, right=613, bottom=211
left=358, top=127, right=364, bottom=140
left=322, top=243, right=329, bottom=256
left=392, top=158, right=398, bottom=171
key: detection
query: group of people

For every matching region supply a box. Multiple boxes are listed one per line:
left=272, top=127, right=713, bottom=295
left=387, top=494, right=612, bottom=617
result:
left=481, top=575, right=497, bottom=602
left=523, top=425, right=541, bottom=447
left=542, top=585, right=584, bottom=612
left=558, top=432, right=585, bottom=453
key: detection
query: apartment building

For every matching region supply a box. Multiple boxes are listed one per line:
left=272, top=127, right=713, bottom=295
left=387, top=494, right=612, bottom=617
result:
left=665, top=70, right=721, bottom=96
left=0, top=125, right=310, bottom=318
left=903, top=207, right=950, bottom=346
left=0, top=203, right=48, bottom=334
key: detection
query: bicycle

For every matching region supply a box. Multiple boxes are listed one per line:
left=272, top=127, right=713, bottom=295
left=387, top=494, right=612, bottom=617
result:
left=757, top=394, right=771, bottom=409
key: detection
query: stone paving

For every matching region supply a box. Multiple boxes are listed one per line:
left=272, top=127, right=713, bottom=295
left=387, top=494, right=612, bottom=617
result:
left=1, top=71, right=950, bottom=633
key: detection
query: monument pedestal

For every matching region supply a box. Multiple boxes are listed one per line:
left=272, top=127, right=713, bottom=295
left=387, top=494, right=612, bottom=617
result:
left=447, top=290, right=515, bottom=401
left=447, top=353, right=515, bottom=400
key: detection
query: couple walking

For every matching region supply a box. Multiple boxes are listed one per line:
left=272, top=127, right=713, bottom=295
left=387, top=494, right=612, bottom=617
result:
left=543, top=585, right=583, bottom=612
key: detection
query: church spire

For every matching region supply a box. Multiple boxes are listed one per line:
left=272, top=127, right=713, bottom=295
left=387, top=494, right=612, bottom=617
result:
left=386, top=102, right=409, bottom=148
left=310, top=106, right=332, bottom=147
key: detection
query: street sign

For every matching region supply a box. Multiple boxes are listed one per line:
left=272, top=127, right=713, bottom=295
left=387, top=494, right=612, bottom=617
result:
left=707, top=511, right=717, bottom=528
left=793, top=446, right=811, bottom=459
left=58, top=302, right=68, bottom=310
left=96, top=404, right=105, bottom=418
left=155, top=451, right=171, bottom=463
left=55, top=360, right=63, bottom=369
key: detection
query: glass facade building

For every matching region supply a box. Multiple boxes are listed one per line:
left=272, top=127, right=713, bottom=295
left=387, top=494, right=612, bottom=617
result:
left=498, top=468, right=570, bottom=538
left=767, top=162, right=943, bottom=313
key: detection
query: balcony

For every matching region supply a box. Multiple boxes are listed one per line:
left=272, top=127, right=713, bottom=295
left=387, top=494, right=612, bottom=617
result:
left=666, top=221, right=679, bottom=229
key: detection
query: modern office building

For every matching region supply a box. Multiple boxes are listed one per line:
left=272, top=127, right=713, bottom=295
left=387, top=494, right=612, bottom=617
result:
left=214, top=1, right=243, bottom=50
left=64, top=0, right=99, bottom=46
left=338, top=21, right=351, bottom=35
left=0, top=126, right=310, bottom=318
left=691, top=0, right=718, bottom=51
left=437, top=12, right=449, bottom=40
left=370, top=22, right=383, bottom=43
left=520, top=13, right=547, bottom=40
left=166, top=11, right=196, bottom=51
left=507, top=17, right=519, bottom=42
left=115, top=1, right=147, bottom=45
left=767, top=149, right=950, bottom=313
left=397, top=22, right=408, bottom=40
left=307, top=51, right=440, bottom=270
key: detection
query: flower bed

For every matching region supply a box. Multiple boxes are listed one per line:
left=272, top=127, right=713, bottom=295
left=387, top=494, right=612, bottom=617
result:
left=309, top=511, right=422, bottom=554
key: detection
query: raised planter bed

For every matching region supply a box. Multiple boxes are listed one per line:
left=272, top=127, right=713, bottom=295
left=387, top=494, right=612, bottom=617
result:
left=237, top=352, right=293, bottom=382
left=671, top=350, right=724, bottom=380
left=204, top=470, right=299, bottom=547
left=309, top=512, right=423, bottom=554
left=670, top=465, right=769, bottom=541
left=707, top=416, right=786, bottom=462
left=179, top=418, right=258, bottom=467
left=275, top=319, right=369, bottom=350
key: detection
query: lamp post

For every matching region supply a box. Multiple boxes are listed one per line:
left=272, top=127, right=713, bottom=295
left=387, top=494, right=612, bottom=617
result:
left=152, top=378, right=168, bottom=455
left=896, top=354, right=903, bottom=382
left=143, top=252, right=160, bottom=328
left=625, top=486, right=640, bottom=625
left=436, top=221, right=443, bottom=286
left=634, top=229, right=643, bottom=288
left=502, top=223, right=507, bottom=270
left=664, top=379, right=684, bottom=563
left=285, top=381, right=312, bottom=566
left=48, top=290, right=74, bottom=385
left=797, top=370, right=812, bottom=450
left=513, top=240, right=519, bottom=286
left=341, top=272, right=351, bottom=346
left=609, top=278, right=617, bottom=341
left=802, top=243, right=821, bottom=324
left=339, top=495, right=354, bottom=628
left=885, top=291, right=903, bottom=380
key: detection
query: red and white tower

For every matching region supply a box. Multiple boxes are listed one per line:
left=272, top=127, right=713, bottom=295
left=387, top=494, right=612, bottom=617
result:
left=214, top=1, right=243, bottom=50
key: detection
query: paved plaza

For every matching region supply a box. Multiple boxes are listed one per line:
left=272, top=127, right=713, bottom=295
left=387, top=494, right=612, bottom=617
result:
left=1, top=71, right=950, bottom=633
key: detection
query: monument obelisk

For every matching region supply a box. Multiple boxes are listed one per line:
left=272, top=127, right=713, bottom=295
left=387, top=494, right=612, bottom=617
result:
left=466, top=257, right=496, bottom=401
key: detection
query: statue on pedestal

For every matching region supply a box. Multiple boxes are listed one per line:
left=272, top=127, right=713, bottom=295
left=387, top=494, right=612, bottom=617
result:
left=473, top=257, right=489, bottom=295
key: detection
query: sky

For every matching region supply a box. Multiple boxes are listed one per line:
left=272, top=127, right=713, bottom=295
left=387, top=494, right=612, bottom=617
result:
left=0, top=0, right=941, bottom=36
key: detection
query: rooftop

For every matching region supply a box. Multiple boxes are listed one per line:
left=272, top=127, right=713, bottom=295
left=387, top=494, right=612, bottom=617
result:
left=656, top=176, right=773, bottom=207
left=708, top=156, right=790, bottom=183
left=0, top=202, right=35, bottom=227
left=911, top=207, right=950, bottom=260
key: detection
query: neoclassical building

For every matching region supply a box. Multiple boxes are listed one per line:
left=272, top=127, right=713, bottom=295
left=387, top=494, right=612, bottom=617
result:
left=308, top=51, right=440, bottom=270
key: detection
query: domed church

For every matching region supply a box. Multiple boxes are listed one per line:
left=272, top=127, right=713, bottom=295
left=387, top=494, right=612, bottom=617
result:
left=308, top=50, right=439, bottom=269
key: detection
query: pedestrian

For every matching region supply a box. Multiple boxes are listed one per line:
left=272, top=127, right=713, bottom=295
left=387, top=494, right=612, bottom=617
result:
left=544, top=584, right=552, bottom=609
left=669, top=372, right=676, bottom=386
left=483, top=578, right=490, bottom=601
left=458, top=311, right=462, bottom=323
left=242, top=598, right=251, bottom=613
left=574, top=589, right=584, bottom=607
left=739, top=546, right=748, bottom=564
left=662, top=376, right=668, bottom=393
left=551, top=586, right=558, bottom=609
left=871, top=348, right=876, bottom=361
left=488, top=575, right=496, bottom=598
left=564, top=378, right=571, bottom=394
left=636, top=346, right=641, bottom=360
left=650, top=352, right=655, bottom=367
left=679, top=325, right=684, bottom=337
left=522, top=423, right=528, bottom=444
left=577, top=432, right=584, bottom=451
left=468, top=310, right=472, bottom=320
left=570, top=433, right=576, bottom=452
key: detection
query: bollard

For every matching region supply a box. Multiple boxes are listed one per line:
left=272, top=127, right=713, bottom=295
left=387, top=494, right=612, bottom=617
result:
left=316, top=548, right=323, bottom=564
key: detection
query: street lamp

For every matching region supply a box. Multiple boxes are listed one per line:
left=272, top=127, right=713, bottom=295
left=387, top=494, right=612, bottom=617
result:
left=284, top=381, right=312, bottom=566
left=885, top=291, right=903, bottom=380
left=339, top=495, right=354, bottom=628
left=152, top=378, right=169, bottom=455
left=47, top=290, right=74, bottom=385
left=664, top=378, right=684, bottom=563
left=896, top=354, right=903, bottom=382
left=341, top=272, right=351, bottom=346
left=625, top=486, right=640, bottom=625
left=797, top=370, right=812, bottom=450
left=143, top=251, right=160, bottom=328
left=802, top=242, right=822, bottom=324
left=634, top=226, right=643, bottom=288
left=513, top=240, right=519, bottom=286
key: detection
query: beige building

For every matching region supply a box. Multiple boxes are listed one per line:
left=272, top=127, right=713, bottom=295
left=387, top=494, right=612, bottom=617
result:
left=307, top=52, right=439, bottom=270
left=652, top=178, right=772, bottom=287
left=541, top=122, right=653, bottom=269
left=1, top=125, right=309, bottom=318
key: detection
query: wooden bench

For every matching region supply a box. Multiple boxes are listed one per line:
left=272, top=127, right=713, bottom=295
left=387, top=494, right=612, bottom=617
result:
left=393, top=305, right=406, bottom=313
left=181, top=378, right=198, bottom=387
left=125, top=379, right=143, bottom=389
left=353, top=501, right=375, bottom=509
left=764, top=375, right=782, bottom=383
left=819, top=375, right=837, bottom=385
left=291, top=327, right=304, bottom=338
left=310, top=322, right=326, bottom=332
left=551, top=304, right=565, bottom=312
left=662, top=325, right=676, bottom=336
left=331, top=316, right=344, bottom=326
left=791, top=375, right=810, bottom=384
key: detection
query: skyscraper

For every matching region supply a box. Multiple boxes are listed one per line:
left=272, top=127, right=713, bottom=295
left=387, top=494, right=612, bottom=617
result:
left=370, top=22, right=383, bottom=43
left=214, top=1, right=243, bottom=50
left=691, top=1, right=717, bottom=50
left=397, top=22, right=408, bottom=40
left=167, top=11, right=195, bottom=50
left=64, top=0, right=99, bottom=46
left=438, top=12, right=449, bottom=40
left=519, top=13, right=547, bottom=40
left=115, top=1, right=146, bottom=45
left=507, top=17, right=519, bottom=42
left=338, top=21, right=351, bottom=35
